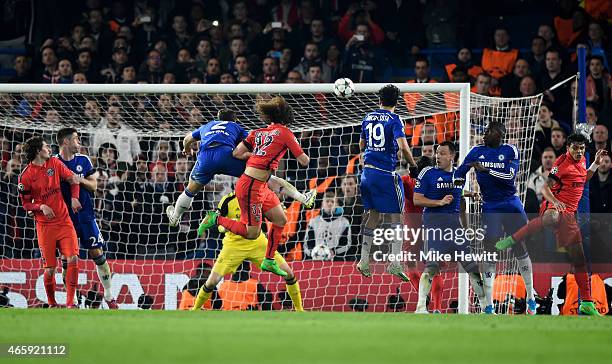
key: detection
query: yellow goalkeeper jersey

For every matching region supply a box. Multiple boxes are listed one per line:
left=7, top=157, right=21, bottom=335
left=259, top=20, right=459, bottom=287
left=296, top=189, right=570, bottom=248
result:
left=217, top=192, right=267, bottom=249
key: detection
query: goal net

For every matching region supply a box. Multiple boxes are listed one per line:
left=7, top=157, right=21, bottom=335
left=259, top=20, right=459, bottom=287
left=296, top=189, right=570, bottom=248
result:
left=0, top=83, right=541, bottom=312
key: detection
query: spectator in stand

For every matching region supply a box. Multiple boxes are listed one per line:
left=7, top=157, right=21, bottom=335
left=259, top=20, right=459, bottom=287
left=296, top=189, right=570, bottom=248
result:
left=121, top=65, right=137, bottom=83
left=324, top=43, right=342, bottom=81
left=168, top=15, right=192, bottom=56
left=204, top=57, right=222, bottom=83
left=500, top=59, right=530, bottom=97
left=138, top=49, right=164, bottom=84
left=308, top=18, right=334, bottom=55
left=338, top=3, right=385, bottom=46
left=270, top=0, right=300, bottom=28
left=534, top=102, right=560, bottom=158
left=54, top=59, right=74, bottom=84
left=70, top=24, right=86, bottom=51
left=84, top=99, right=103, bottom=127
left=229, top=0, right=262, bottom=45
left=422, top=0, right=459, bottom=52
left=39, top=46, right=58, bottom=83
left=219, top=72, right=236, bottom=84
left=526, top=36, right=547, bottom=81
left=338, top=174, right=363, bottom=249
left=219, top=37, right=250, bottom=77
left=132, top=5, right=160, bottom=61
left=150, top=140, right=176, bottom=178
left=550, top=126, right=567, bottom=157
left=306, top=64, right=323, bottom=83
left=9, top=55, right=32, bottom=83
left=92, top=104, right=141, bottom=174
left=537, top=24, right=558, bottom=50
left=474, top=73, right=492, bottom=96
left=193, top=38, right=214, bottom=75
left=73, top=73, right=88, bottom=84
left=285, top=70, right=303, bottom=83
left=343, top=23, right=387, bottom=83
left=174, top=48, right=195, bottom=83
left=541, top=49, right=572, bottom=123
left=304, top=191, right=353, bottom=261
left=293, top=42, right=332, bottom=83
left=443, top=48, right=483, bottom=83
left=586, top=55, right=611, bottom=112
left=586, top=103, right=599, bottom=126
left=233, top=55, right=254, bottom=81
left=293, top=0, right=317, bottom=45
left=44, top=109, right=60, bottom=124
left=591, top=125, right=610, bottom=157
left=587, top=21, right=609, bottom=67
left=410, top=57, right=435, bottom=84
left=237, top=74, right=253, bottom=83
left=174, top=157, right=190, bottom=192
left=527, top=147, right=556, bottom=205
left=101, top=47, right=129, bottom=83
left=481, top=27, right=520, bottom=96
left=79, top=35, right=97, bottom=53
left=257, top=56, right=281, bottom=83
left=75, top=49, right=99, bottom=83
left=590, top=154, right=612, bottom=213
left=519, top=75, right=538, bottom=97
left=87, top=9, right=114, bottom=59
left=554, top=3, right=589, bottom=49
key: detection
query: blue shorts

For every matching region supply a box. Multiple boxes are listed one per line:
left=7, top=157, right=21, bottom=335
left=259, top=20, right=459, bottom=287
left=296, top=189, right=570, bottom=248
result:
left=482, top=196, right=528, bottom=241
left=190, top=145, right=246, bottom=185
left=360, top=168, right=404, bottom=213
left=422, top=214, right=469, bottom=257
left=74, top=219, right=105, bottom=250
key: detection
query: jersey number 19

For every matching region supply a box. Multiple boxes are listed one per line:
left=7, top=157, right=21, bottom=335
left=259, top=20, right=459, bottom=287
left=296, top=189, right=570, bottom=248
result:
left=366, top=123, right=385, bottom=148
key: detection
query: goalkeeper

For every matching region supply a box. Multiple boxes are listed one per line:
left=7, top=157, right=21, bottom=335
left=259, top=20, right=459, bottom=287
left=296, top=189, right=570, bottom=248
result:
left=192, top=191, right=303, bottom=311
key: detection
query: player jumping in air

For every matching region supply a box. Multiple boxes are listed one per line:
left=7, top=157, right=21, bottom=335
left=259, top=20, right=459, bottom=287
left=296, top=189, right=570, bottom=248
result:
left=56, top=128, right=118, bottom=309
left=356, top=84, right=416, bottom=282
left=191, top=192, right=303, bottom=311
left=496, top=133, right=607, bottom=316
left=198, top=97, right=310, bottom=277
left=18, top=136, right=82, bottom=308
left=166, top=108, right=315, bottom=227
left=453, top=122, right=537, bottom=315
left=413, top=142, right=486, bottom=313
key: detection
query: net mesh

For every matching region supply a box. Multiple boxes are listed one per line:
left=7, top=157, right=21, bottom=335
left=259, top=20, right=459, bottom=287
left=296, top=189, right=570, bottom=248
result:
left=0, top=86, right=541, bottom=311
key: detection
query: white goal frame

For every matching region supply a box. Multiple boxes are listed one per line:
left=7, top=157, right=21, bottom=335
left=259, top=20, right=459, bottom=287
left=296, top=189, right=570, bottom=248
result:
left=0, top=82, right=472, bottom=313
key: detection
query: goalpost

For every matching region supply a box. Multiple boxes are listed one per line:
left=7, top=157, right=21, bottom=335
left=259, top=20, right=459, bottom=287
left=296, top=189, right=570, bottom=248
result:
left=0, top=82, right=540, bottom=312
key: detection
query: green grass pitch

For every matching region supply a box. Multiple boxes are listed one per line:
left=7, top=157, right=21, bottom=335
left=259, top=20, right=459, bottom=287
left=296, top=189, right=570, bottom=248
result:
left=1, top=310, right=611, bottom=364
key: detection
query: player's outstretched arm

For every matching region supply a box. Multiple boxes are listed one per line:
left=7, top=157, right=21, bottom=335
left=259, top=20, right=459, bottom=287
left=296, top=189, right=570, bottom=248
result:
left=587, top=149, right=608, bottom=181
left=397, top=137, right=416, bottom=167
left=80, top=172, right=98, bottom=193
left=540, top=177, right=565, bottom=211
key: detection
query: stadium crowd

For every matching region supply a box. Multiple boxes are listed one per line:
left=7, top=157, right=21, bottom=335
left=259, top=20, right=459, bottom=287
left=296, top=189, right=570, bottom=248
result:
left=0, top=0, right=611, bottom=264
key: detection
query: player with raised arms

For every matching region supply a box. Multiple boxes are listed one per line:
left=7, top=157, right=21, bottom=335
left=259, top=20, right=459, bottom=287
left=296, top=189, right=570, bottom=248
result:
left=166, top=108, right=315, bottom=227
left=413, top=141, right=486, bottom=313
left=191, top=191, right=303, bottom=311
left=56, top=127, right=118, bottom=309
left=453, top=122, right=536, bottom=315
left=356, top=84, right=415, bottom=282
left=198, top=97, right=310, bottom=277
left=496, top=132, right=607, bottom=316
left=18, top=136, right=82, bottom=308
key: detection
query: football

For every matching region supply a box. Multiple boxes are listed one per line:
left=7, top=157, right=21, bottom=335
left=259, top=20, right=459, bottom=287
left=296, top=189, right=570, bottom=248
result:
left=311, top=244, right=333, bottom=261
left=333, top=78, right=355, bottom=98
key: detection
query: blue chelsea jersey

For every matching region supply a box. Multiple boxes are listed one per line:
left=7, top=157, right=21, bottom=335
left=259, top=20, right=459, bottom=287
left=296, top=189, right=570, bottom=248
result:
left=454, top=144, right=519, bottom=202
left=361, top=109, right=405, bottom=172
left=192, top=120, right=248, bottom=155
left=58, top=154, right=96, bottom=222
left=415, top=166, right=463, bottom=214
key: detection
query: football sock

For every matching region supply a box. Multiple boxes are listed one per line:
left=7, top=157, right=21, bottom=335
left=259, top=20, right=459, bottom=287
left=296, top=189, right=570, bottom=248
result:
left=193, top=285, right=213, bottom=310
left=65, top=261, right=79, bottom=306
left=43, top=270, right=57, bottom=305
left=217, top=216, right=248, bottom=237
left=468, top=272, right=486, bottom=309
left=512, top=216, right=543, bottom=242
left=574, top=271, right=592, bottom=302
left=61, top=258, right=67, bottom=284
left=266, top=224, right=285, bottom=259
left=430, top=274, right=443, bottom=311
left=285, top=277, right=303, bottom=311
left=517, top=256, right=535, bottom=301
left=269, top=175, right=307, bottom=204
left=93, top=254, right=113, bottom=301
left=408, top=271, right=421, bottom=292
left=390, top=223, right=403, bottom=266
left=482, top=261, right=496, bottom=307
left=172, top=190, right=194, bottom=221
left=417, top=270, right=434, bottom=310
left=360, top=228, right=374, bottom=263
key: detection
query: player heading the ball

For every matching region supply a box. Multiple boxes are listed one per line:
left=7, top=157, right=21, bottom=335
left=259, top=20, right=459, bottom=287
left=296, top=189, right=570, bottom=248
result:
left=167, top=108, right=315, bottom=228
left=198, top=97, right=310, bottom=277
left=356, top=84, right=416, bottom=282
